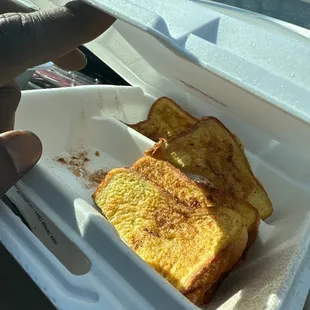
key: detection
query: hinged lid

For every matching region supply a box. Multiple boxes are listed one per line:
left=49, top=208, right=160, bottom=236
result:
left=82, top=0, right=310, bottom=150
left=29, top=0, right=310, bottom=150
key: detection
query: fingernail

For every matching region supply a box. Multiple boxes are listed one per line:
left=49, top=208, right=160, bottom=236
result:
left=4, top=131, right=42, bottom=174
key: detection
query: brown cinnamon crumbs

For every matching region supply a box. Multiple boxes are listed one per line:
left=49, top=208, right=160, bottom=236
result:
left=55, top=150, right=107, bottom=189
left=57, top=157, right=66, bottom=164
left=88, top=169, right=108, bottom=187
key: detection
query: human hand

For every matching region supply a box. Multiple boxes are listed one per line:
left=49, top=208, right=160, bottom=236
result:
left=0, top=0, right=115, bottom=196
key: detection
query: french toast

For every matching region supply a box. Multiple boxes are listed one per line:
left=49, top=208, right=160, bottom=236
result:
left=145, top=117, right=273, bottom=219
left=129, top=97, right=197, bottom=141
left=131, top=156, right=259, bottom=248
left=129, top=96, right=244, bottom=149
left=93, top=168, right=248, bottom=304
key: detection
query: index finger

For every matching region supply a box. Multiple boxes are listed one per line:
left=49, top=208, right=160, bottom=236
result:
left=0, top=1, right=94, bottom=72
left=0, top=0, right=35, bottom=14
left=0, top=1, right=115, bottom=85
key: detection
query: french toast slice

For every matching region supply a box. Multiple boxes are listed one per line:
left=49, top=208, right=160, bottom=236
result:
left=93, top=168, right=248, bottom=303
left=145, top=117, right=273, bottom=219
left=129, top=97, right=197, bottom=141
left=131, top=156, right=259, bottom=248
left=129, top=97, right=244, bottom=149
left=186, top=254, right=243, bottom=304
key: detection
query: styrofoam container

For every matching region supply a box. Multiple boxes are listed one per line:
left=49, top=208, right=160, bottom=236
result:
left=1, top=0, right=310, bottom=309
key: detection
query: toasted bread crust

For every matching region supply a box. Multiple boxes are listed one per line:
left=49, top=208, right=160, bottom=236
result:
left=129, top=97, right=244, bottom=150
left=93, top=168, right=247, bottom=303
left=145, top=117, right=273, bottom=220
left=129, top=97, right=197, bottom=141
left=202, top=274, right=225, bottom=304
left=185, top=227, right=247, bottom=304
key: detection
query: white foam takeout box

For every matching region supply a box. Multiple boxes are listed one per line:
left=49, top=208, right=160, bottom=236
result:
left=1, top=0, right=310, bottom=309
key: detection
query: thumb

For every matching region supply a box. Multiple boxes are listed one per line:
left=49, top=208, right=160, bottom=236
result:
left=0, top=130, right=42, bottom=196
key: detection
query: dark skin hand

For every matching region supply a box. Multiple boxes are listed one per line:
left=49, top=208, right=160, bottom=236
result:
left=0, top=0, right=115, bottom=196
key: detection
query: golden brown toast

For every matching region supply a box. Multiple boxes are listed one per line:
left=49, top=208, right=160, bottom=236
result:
left=129, top=97, right=197, bottom=141
left=131, top=156, right=259, bottom=248
left=129, top=97, right=244, bottom=149
left=186, top=252, right=243, bottom=304
left=202, top=274, right=225, bottom=304
left=93, top=168, right=248, bottom=304
left=145, top=117, right=273, bottom=219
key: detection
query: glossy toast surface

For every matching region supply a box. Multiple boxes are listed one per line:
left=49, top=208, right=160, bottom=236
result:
left=93, top=168, right=247, bottom=303
left=130, top=97, right=197, bottom=141
left=145, top=117, right=273, bottom=219
left=131, top=156, right=259, bottom=248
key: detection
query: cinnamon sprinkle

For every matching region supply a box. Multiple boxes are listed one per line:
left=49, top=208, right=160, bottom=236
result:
left=55, top=150, right=107, bottom=188
left=88, top=169, right=107, bottom=186
left=57, top=157, right=67, bottom=164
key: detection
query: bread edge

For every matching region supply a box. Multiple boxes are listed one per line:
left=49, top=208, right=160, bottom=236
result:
left=128, top=96, right=197, bottom=131
left=145, top=117, right=273, bottom=220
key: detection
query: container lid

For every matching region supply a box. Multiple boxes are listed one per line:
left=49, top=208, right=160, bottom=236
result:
left=24, top=0, right=310, bottom=149
left=83, top=0, right=310, bottom=149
